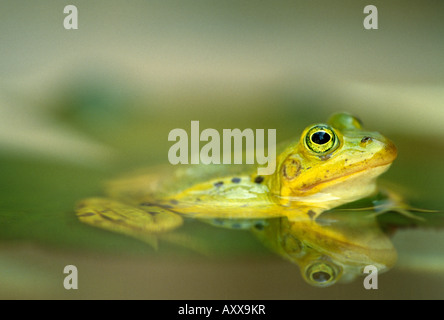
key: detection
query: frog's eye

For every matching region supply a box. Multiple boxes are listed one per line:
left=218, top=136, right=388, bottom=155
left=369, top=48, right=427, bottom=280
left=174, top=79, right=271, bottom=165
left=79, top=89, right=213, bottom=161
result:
left=305, top=125, right=338, bottom=154
left=304, top=261, right=339, bottom=287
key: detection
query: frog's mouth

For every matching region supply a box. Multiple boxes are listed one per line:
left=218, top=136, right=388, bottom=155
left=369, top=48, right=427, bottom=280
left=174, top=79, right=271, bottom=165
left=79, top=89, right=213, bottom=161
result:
left=280, top=163, right=393, bottom=209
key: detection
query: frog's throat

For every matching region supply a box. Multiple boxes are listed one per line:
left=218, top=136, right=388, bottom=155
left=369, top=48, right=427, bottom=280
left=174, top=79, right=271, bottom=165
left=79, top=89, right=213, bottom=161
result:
left=279, top=163, right=392, bottom=209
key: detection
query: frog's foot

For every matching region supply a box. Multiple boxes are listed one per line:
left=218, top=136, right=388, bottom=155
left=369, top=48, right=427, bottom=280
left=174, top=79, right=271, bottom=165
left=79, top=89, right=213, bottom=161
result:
left=326, top=191, right=437, bottom=221
left=337, top=202, right=436, bottom=221
left=367, top=191, right=438, bottom=221
left=76, top=197, right=184, bottom=249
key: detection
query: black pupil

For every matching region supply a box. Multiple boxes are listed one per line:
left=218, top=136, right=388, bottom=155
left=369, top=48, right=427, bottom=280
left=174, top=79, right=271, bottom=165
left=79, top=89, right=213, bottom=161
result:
left=311, top=131, right=331, bottom=145
left=312, top=271, right=331, bottom=283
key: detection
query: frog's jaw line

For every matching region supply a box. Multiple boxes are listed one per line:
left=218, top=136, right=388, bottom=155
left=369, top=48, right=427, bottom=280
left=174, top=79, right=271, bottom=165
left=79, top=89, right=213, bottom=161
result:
left=285, top=164, right=392, bottom=210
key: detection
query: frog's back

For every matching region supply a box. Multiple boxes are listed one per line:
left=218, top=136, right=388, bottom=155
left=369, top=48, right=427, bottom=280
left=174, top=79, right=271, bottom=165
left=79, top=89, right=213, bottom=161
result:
left=106, top=164, right=252, bottom=199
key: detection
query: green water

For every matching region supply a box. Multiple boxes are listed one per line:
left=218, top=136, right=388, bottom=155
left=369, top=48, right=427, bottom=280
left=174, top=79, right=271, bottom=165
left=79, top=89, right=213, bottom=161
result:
left=1, top=88, right=443, bottom=299
left=1, top=0, right=444, bottom=300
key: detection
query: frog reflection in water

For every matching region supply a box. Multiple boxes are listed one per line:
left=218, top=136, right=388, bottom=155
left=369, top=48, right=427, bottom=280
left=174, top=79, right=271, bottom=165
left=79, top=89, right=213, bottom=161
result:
left=252, top=211, right=397, bottom=286
left=77, top=112, right=411, bottom=287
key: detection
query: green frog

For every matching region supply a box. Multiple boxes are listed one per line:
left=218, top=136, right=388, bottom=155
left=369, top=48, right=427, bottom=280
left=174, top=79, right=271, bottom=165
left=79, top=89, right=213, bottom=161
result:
left=76, top=112, right=412, bottom=286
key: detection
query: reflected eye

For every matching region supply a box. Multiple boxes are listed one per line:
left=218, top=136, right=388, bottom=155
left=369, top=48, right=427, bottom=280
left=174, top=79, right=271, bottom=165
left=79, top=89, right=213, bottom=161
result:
left=304, top=261, right=339, bottom=287
left=305, top=125, right=338, bottom=154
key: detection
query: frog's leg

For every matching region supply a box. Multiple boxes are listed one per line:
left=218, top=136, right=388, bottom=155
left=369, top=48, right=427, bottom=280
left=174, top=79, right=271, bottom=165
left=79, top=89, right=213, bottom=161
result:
left=76, top=197, right=183, bottom=249
left=335, top=188, right=437, bottom=221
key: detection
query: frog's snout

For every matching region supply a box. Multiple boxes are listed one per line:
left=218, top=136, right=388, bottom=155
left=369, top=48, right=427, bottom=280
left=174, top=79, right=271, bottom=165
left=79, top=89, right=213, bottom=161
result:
left=359, top=132, right=398, bottom=163
left=380, top=136, right=398, bottom=162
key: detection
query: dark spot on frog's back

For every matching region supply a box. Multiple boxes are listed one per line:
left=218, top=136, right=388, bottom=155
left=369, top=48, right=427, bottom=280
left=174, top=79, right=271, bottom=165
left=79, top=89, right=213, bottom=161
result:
left=231, top=177, right=241, bottom=183
left=254, top=176, right=264, bottom=184
left=214, top=181, right=224, bottom=188
left=170, top=199, right=179, bottom=205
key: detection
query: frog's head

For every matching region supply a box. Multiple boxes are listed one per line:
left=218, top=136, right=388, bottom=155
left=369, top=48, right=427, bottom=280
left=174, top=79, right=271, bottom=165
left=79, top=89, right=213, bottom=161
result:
left=270, top=112, right=397, bottom=209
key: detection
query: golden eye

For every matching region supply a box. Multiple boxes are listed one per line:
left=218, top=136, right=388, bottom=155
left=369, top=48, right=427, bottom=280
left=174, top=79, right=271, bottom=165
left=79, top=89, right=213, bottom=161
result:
left=305, top=125, right=338, bottom=154
left=304, top=261, right=339, bottom=287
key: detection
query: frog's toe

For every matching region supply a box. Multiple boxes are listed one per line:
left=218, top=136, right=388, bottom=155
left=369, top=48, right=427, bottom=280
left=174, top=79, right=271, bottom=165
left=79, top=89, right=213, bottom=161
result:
left=367, top=207, right=426, bottom=221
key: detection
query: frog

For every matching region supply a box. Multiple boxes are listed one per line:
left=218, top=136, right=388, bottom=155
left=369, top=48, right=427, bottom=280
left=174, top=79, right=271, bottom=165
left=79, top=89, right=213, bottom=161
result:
left=76, top=112, right=413, bottom=286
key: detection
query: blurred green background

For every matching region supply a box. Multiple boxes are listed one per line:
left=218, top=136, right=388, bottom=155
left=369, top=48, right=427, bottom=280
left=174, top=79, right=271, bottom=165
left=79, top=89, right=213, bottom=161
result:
left=0, top=0, right=443, bottom=299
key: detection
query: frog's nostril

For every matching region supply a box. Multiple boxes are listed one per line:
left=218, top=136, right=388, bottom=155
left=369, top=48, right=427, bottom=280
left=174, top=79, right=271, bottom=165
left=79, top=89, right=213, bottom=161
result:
left=361, top=136, right=373, bottom=144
